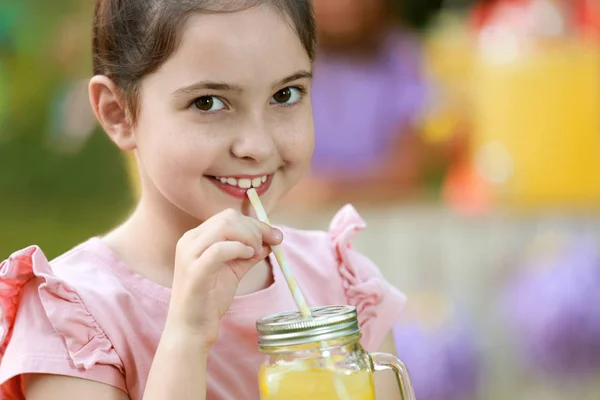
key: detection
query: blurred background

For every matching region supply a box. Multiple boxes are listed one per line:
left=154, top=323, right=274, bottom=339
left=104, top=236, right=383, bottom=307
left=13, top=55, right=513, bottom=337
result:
left=1, top=0, right=599, bottom=399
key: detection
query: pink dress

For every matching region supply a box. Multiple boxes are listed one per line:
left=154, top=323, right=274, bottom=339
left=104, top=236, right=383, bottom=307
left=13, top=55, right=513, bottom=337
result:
left=0, top=205, right=406, bottom=399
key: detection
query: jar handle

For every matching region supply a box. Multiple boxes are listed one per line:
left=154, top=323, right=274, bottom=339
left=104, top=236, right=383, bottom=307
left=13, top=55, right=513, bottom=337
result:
left=370, top=352, right=416, bottom=400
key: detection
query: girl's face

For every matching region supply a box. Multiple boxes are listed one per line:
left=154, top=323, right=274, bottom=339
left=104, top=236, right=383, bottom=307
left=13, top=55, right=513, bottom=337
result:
left=134, top=5, right=314, bottom=222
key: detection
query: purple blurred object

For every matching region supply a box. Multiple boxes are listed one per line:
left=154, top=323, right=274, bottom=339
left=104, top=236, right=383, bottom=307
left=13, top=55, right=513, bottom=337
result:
left=310, top=29, right=428, bottom=179
left=393, top=313, right=481, bottom=400
left=503, top=237, right=600, bottom=378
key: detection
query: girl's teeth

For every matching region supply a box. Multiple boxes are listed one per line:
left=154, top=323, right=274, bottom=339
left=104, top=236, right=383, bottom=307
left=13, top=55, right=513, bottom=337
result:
left=251, top=178, right=263, bottom=188
left=238, top=179, right=252, bottom=189
left=216, top=175, right=269, bottom=189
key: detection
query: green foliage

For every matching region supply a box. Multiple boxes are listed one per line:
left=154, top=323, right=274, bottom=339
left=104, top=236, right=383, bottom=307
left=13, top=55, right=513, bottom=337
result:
left=0, top=1, right=133, bottom=259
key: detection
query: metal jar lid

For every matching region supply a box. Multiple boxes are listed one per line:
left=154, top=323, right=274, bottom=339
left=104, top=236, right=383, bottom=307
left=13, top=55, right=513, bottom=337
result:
left=256, top=305, right=360, bottom=349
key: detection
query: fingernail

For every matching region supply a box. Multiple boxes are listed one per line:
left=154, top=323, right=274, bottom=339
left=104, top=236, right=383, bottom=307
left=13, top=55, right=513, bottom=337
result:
left=272, top=228, right=283, bottom=241
left=246, top=246, right=256, bottom=257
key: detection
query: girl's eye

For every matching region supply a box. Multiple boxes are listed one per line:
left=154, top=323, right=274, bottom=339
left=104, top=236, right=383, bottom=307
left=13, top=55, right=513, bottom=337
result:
left=270, top=87, right=304, bottom=105
left=192, top=96, right=226, bottom=112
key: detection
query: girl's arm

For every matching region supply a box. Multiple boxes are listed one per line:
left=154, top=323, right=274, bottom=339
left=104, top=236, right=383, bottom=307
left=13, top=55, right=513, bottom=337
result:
left=277, top=132, right=425, bottom=211
left=141, top=328, right=210, bottom=400
left=314, top=125, right=467, bottom=207
left=329, top=131, right=426, bottom=203
left=23, top=329, right=210, bottom=400
left=23, top=374, right=130, bottom=400
left=23, top=209, right=282, bottom=400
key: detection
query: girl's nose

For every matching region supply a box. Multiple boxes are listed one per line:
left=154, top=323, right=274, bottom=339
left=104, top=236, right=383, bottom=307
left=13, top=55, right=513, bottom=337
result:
left=230, top=119, right=276, bottom=163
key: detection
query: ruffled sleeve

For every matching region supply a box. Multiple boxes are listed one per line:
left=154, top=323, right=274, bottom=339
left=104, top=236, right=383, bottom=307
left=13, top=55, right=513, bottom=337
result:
left=329, top=205, right=407, bottom=352
left=0, top=246, right=126, bottom=397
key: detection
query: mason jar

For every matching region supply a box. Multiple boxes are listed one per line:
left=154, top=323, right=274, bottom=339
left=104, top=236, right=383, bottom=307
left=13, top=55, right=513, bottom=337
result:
left=256, top=305, right=415, bottom=400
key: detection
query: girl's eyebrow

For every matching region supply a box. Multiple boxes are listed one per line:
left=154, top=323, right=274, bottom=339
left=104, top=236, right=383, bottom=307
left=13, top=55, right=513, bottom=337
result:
left=274, top=70, right=313, bottom=88
left=173, top=81, right=242, bottom=96
left=172, top=70, right=313, bottom=97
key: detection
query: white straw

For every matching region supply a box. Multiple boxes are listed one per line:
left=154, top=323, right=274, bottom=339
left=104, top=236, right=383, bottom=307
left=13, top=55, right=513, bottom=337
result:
left=246, top=188, right=312, bottom=318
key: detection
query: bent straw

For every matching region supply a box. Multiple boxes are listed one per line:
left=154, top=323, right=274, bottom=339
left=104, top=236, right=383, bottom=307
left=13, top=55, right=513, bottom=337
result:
left=247, top=189, right=351, bottom=400
left=246, top=188, right=312, bottom=319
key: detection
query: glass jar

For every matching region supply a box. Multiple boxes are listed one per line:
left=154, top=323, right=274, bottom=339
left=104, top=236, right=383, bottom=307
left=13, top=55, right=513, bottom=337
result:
left=256, top=305, right=415, bottom=400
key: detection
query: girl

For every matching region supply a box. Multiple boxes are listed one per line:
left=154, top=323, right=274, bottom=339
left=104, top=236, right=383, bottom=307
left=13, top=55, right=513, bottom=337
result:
left=281, top=0, right=445, bottom=209
left=0, top=1, right=406, bottom=399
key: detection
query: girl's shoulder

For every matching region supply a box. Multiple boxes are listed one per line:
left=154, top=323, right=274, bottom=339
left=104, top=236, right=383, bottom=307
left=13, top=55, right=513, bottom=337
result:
left=0, top=239, right=128, bottom=397
left=276, top=205, right=407, bottom=351
left=277, top=204, right=374, bottom=276
left=277, top=204, right=391, bottom=282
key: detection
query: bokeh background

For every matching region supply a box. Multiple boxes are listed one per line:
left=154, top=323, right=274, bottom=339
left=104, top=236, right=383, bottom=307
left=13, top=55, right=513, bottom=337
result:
left=1, top=0, right=599, bottom=399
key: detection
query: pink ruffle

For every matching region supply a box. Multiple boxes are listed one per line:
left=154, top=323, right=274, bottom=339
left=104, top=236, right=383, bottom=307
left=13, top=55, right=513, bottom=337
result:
left=329, top=204, right=406, bottom=331
left=0, top=246, right=123, bottom=372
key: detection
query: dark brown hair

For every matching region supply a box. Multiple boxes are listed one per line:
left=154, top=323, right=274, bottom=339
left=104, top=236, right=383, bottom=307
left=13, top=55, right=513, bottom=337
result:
left=92, top=0, right=316, bottom=120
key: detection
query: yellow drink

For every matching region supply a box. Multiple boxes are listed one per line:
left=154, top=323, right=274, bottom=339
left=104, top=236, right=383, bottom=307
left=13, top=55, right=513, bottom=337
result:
left=259, top=364, right=375, bottom=400
left=256, top=307, right=415, bottom=400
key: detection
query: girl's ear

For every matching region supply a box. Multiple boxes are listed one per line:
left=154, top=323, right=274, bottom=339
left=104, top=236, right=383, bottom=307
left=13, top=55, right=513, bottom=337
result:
left=89, top=75, right=136, bottom=151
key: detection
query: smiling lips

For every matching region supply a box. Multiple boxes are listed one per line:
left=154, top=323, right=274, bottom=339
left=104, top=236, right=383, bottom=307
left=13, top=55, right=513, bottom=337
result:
left=209, top=174, right=273, bottom=198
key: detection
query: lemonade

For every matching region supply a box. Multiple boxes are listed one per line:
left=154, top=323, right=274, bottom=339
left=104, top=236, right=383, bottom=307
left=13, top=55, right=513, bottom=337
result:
left=259, top=364, right=375, bottom=400
left=256, top=306, right=414, bottom=400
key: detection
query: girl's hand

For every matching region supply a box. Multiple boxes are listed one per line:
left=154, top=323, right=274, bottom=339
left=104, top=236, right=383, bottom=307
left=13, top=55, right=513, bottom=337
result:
left=166, top=208, right=283, bottom=348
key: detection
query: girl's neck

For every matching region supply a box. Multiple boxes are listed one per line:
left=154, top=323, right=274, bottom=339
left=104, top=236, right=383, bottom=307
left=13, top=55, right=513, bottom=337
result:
left=102, top=191, right=274, bottom=294
left=102, top=192, right=198, bottom=288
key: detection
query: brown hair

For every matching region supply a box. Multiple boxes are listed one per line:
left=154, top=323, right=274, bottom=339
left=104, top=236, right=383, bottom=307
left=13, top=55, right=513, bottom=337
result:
left=92, top=0, right=316, bottom=121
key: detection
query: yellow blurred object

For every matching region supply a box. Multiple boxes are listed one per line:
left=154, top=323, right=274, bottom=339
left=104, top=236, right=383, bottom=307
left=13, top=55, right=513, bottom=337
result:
left=258, top=364, right=374, bottom=400
left=421, top=106, right=462, bottom=143
left=421, top=13, right=474, bottom=145
left=470, top=41, right=600, bottom=208
left=126, top=152, right=140, bottom=199
left=423, top=12, right=474, bottom=97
